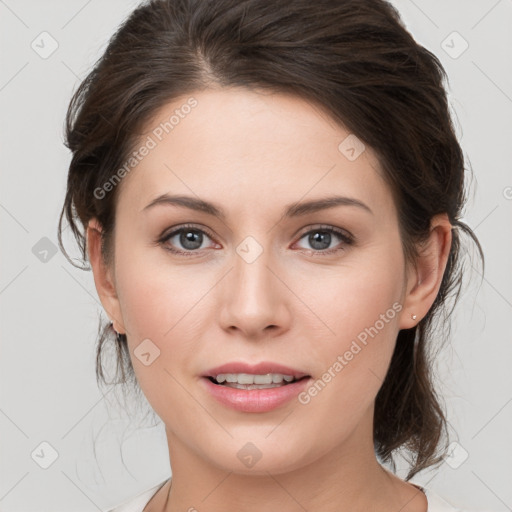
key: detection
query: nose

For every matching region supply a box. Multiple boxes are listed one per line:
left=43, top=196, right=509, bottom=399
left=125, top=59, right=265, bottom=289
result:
left=218, top=243, right=292, bottom=340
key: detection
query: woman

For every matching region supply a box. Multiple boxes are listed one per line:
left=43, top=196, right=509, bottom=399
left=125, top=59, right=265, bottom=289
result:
left=58, top=0, right=485, bottom=510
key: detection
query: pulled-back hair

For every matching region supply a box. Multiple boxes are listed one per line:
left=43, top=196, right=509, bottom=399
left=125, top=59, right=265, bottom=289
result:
left=58, top=0, right=484, bottom=480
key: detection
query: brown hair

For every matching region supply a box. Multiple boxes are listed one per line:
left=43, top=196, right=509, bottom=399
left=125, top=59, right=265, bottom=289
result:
left=58, top=0, right=484, bottom=480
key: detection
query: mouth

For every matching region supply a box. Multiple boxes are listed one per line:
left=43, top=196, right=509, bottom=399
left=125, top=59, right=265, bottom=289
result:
left=205, top=374, right=311, bottom=390
left=201, top=361, right=311, bottom=391
left=201, top=372, right=313, bottom=412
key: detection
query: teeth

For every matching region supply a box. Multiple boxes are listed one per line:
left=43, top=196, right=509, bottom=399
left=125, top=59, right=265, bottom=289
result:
left=222, top=382, right=286, bottom=390
left=214, top=373, right=296, bottom=385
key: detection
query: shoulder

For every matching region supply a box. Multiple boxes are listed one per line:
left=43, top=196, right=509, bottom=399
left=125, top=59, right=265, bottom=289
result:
left=422, top=486, right=497, bottom=512
left=105, top=478, right=170, bottom=512
left=104, top=479, right=497, bottom=512
left=423, top=487, right=464, bottom=511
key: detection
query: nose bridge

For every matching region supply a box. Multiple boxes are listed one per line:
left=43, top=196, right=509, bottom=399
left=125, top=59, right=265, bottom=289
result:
left=219, top=231, right=289, bottom=335
left=233, top=233, right=277, bottom=306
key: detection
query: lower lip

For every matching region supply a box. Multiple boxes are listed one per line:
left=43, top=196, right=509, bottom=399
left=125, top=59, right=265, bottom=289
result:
left=201, top=377, right=312, bottom=413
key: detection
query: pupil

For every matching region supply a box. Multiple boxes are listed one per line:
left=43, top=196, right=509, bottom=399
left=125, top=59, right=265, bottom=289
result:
left=310, top=231, right=330, bottom=250
left=181, top=230, right=202, bottom=250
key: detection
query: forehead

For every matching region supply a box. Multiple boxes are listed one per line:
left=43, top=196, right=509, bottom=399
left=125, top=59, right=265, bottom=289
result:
left=116, top=87, right=394, bottom=221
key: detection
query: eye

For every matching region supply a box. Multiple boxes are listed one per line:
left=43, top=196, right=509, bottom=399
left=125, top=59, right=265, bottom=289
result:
left=294, top=225, right=354, bottom=256
left=159, top=224, right=218, bottom=256
left=158, top=223, right=354, bottom=257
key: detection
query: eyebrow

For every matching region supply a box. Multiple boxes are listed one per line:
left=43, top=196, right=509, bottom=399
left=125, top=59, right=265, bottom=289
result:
left=142, top=193, right=373, bottom=219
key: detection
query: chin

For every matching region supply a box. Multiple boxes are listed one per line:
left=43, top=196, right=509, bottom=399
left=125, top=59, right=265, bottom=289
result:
left=199, top=439, right=313, bottom=476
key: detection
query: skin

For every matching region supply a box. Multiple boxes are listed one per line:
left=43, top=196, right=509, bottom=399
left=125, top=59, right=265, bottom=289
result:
left=87, top=87, right=452, bottom=512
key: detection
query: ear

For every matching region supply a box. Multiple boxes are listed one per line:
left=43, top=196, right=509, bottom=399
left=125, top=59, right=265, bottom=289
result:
left=87, top=218, right=126, bottom=334
left=398, top=213, right=452, bottom=330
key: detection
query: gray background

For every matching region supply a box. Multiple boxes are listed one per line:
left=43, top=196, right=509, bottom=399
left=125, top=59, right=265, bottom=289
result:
left=1, top=0, right=511, bottom=510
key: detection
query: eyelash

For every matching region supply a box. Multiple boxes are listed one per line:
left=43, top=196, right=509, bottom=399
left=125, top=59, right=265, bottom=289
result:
left=158, top=223, right=355, bottom=258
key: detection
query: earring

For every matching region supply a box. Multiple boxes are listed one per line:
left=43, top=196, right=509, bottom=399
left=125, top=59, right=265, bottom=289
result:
left=411, top=314, right=417, bottom=320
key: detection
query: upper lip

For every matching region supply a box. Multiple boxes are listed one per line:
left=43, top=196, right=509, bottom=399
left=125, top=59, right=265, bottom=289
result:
left=202, top=361, right=310, bottom=380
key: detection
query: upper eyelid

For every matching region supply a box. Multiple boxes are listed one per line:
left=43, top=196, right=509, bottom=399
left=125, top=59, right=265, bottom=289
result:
left=296, top=224, right=352, bottom=238
left=162, top=223, right=216, bottom=241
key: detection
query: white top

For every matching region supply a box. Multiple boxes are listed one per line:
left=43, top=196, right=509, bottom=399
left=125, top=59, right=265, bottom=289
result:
left=105, top=478, right=487, bottom=512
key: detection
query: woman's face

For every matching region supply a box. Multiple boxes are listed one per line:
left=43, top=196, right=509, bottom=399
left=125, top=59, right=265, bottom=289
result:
left=91, top=87, right=423, bottom=474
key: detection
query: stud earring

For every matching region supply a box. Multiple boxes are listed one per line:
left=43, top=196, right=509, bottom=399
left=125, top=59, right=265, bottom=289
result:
left=411, top=314, right=417, bottom=320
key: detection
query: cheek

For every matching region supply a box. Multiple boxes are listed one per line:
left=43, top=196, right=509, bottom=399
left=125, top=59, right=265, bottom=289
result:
left=112, top=238, right=218, bottom=382
left=112, top=254, right=207, bottom=419
left=295, top=240, right=405, bottom=426
left=292, top=238, right=404, bottom=348
left=114, top=232, right=204, bottom=340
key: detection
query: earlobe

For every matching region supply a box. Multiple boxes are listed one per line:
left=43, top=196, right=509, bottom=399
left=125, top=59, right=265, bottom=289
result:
left=86, top=218, right=126, bottom=334
left=399, top=213, right=452, bottom=330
